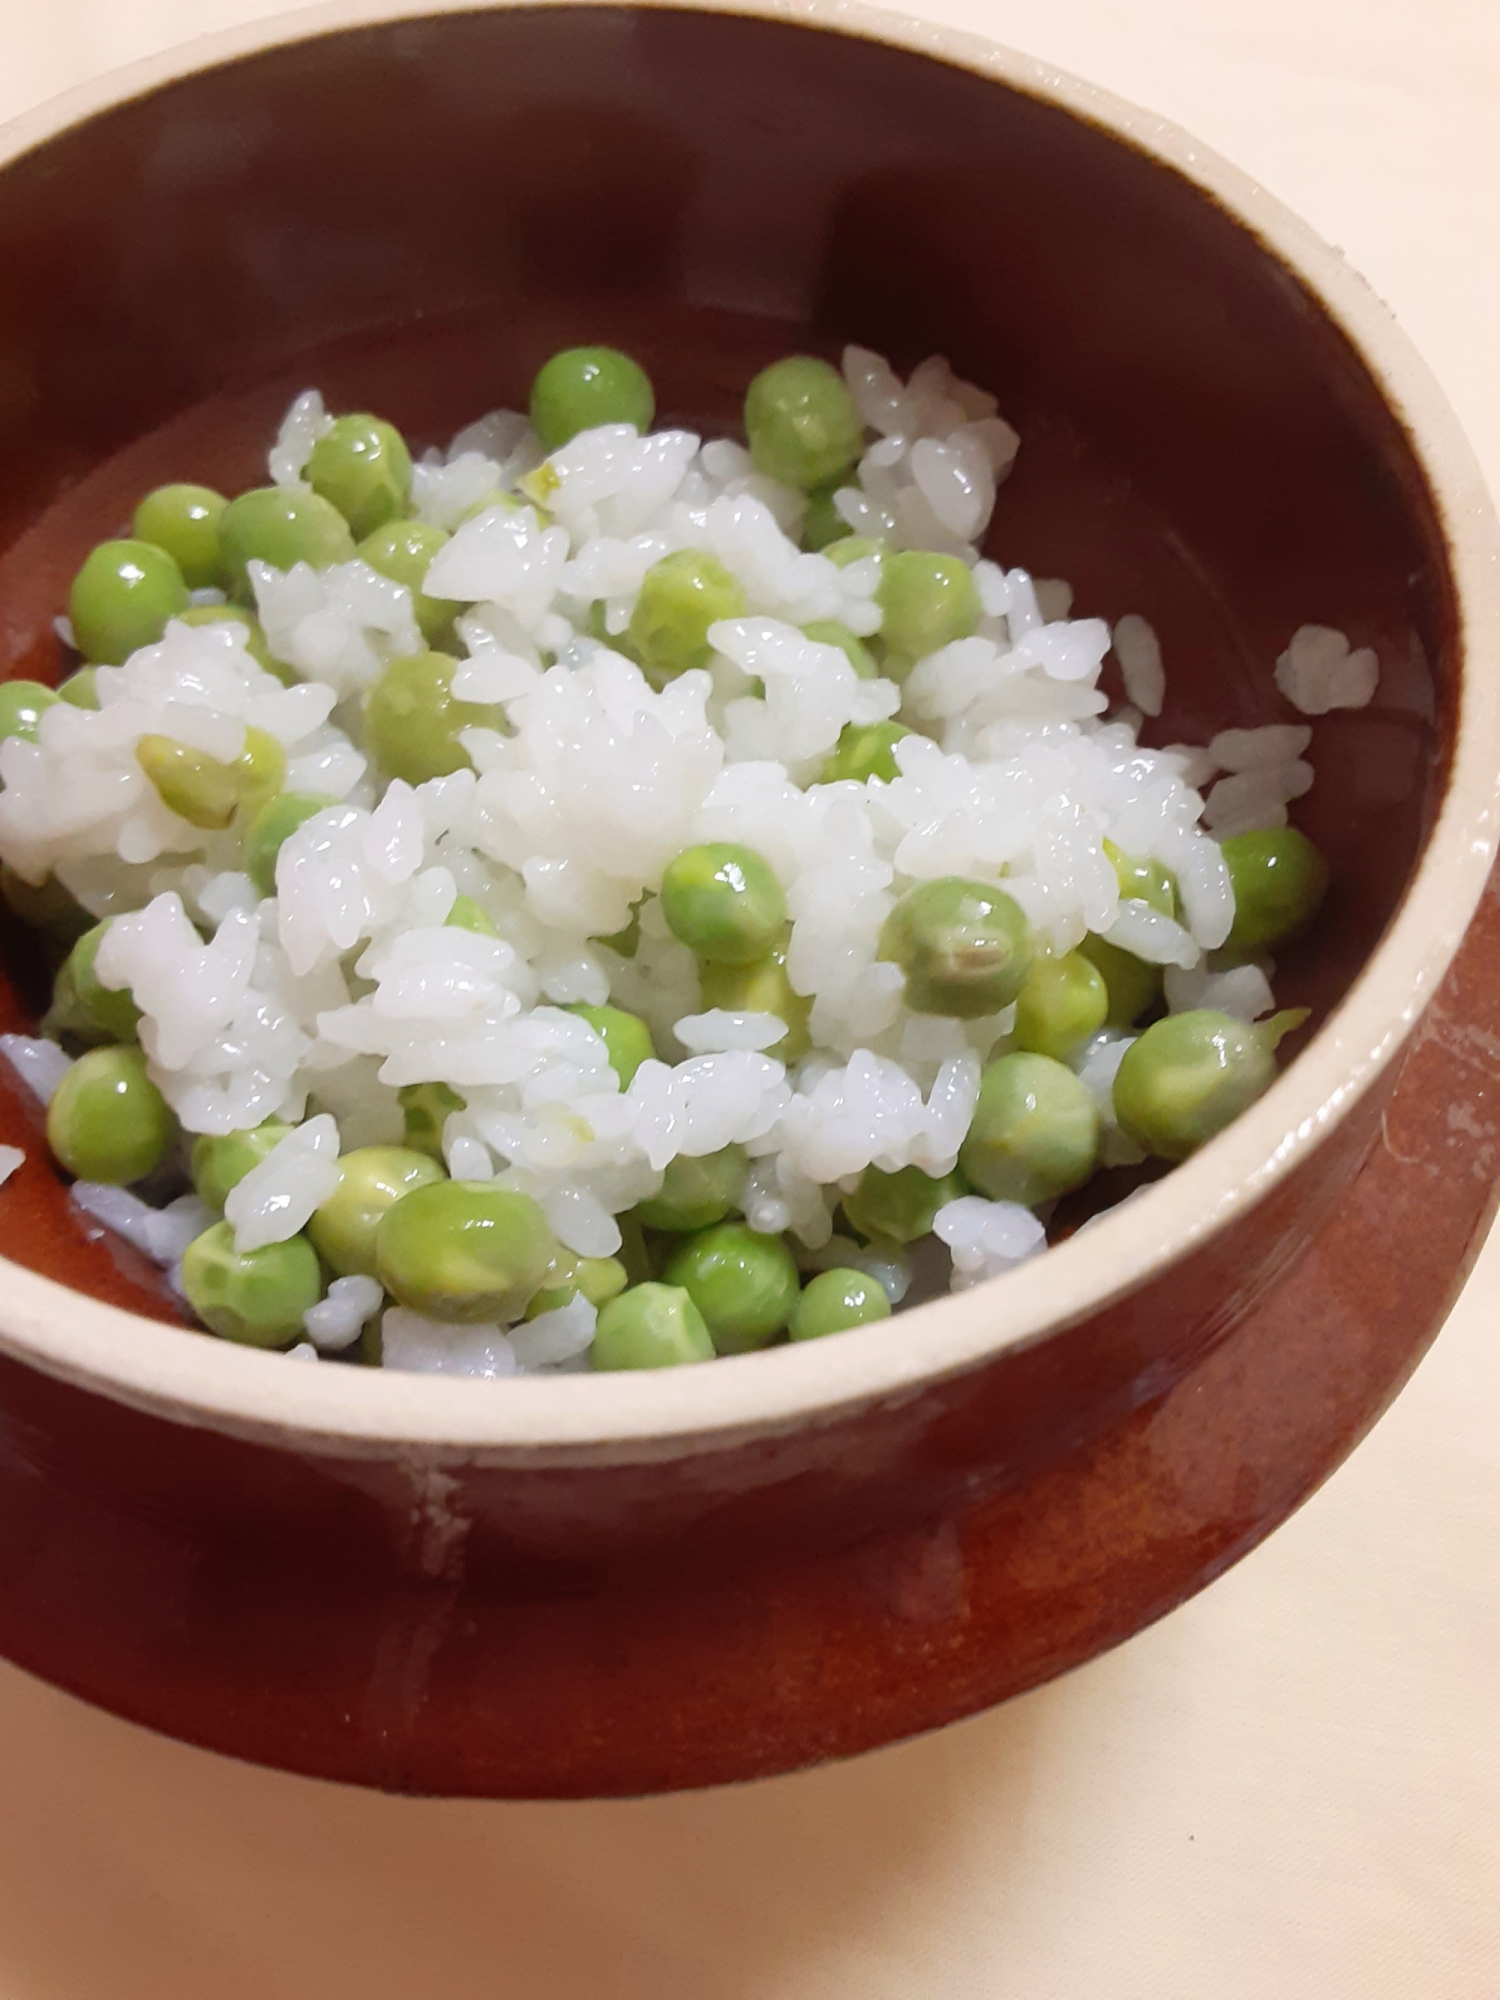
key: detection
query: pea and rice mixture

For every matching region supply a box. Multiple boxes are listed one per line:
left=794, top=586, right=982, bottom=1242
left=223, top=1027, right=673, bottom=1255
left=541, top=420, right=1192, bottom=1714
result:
left=0, top=344, right=1370, bottom=1376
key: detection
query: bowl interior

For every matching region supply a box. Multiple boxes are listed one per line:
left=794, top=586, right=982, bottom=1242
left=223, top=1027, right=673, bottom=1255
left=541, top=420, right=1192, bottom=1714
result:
left=0, top=3, right=1455, bottom=1337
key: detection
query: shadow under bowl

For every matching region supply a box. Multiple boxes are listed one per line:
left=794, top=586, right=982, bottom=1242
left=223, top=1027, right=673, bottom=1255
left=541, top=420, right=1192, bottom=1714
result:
left=0, top=0, right=1493, bottom=1794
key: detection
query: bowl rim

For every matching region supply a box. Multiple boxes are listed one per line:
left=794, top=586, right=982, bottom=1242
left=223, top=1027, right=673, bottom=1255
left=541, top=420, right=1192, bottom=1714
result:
left=0, top=0, right=1495, bottom=1464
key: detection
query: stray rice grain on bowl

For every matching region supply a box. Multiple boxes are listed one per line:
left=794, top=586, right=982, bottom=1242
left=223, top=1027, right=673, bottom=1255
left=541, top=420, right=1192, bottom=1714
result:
left=0, top=343, right=1366, bottom=1376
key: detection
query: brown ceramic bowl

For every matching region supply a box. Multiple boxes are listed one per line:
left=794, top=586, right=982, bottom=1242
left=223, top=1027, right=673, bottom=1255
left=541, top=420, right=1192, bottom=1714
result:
left=0, top=0, right=1495, bottom=1796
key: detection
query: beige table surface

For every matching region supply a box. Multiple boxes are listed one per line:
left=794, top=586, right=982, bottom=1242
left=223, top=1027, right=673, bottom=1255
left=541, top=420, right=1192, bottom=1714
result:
left=0, top=1, right=1497, bottom=1994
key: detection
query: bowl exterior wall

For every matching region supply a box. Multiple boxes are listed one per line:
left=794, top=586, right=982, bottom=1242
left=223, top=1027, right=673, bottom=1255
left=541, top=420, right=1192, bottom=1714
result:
left=0, top=1054, right=1390, bottom=1791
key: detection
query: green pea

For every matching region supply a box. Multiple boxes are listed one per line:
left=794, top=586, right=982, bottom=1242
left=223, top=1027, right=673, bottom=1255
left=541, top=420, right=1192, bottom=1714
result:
left=177, top=604, right=287, bottom=682
left=818, top=719, right=909, bottom=785
left=744, top=356, right=864, bottom=491
left=663, top=1221, right=800, bottom=1354
left=57, top=667, right=99, bottom=709
left=244, top=791, right=337, bottom=897
left=634, top=1144, right=747, bottom=1232
left=68, top=539, right=189, bottom=665
left=660, top=842, right=786, bottom=965
left=1220, top=827, right=1329, bottom=953
left=1013, top=951, right=1109, bottom=1061
left=308, top=1145, right=445, bottom=1277
left=0, top=866, right=90, bottom=945
left=842, top=1164, right=965, bottom=1246
left=356, top=520, right=455, bottom=649
left=0, top=679, right=57, bottom=746
left=135, top=724, right=284, bottom=832
left=877, top=552, right=981, bottom=673
left=191, top=1120, right=295, bottom=1211
left=46, top=1044, right=176, bottom=1184
left=135, top=735, right=239, bottom=830
left=1103, top=839, right=1177, bottom=919
left=565, top=1002, right=656, bottom=1089
left=801, top=619, right=878, bottom=679
left=525, top=1253, right=629, bottom=1319
left=364, top=651, right=505, bottom=785
left=800, top=485, right=849, bottom=552
left=375, top=1179, right=556, bottom=1323
left=1085, top=845, right=1177, bottom=1026
left=824, top=536, right=885, bottom=570
left=1120, top=1013, right=1228, bottom=1161
left=39, top=959, right=87, bottom=1045
left=959, top=1052, right=1101, bottom=1204
left=1113, top=1007, right=1308, bottom=1162
left=1076, top=934, right=1163, bottom=1029
left=589, top=1282, right=714, bottom=1369
left=698, top=939, right=811, bottom=1062
left=131, top=483, right=228, bottom=589
left=180, top=1221, right=322, bottom=1348
left=232, top=727, right=288, bottom=817
left=878, top=877, right=1034, bottom=1018
left=530, top=346, right=656, bottom=450
left=218, top=487, right=356, bottom=601
left=592, top=896, right=645, bottom=960
left=445, top=894, right=499, bottom=938
left=63, top=921, right=141, bottom=1043
left=307, top=414, right=413, bottom=540
left=625, top=549, right=746, bottom=686
left=789, top=1267, right=892, bottom=1341
left=517, top=463, right=561, bottom=510
left=616, top=1210, right=653, bottom=1286
left=398, top=1080, right=463, bottom=1161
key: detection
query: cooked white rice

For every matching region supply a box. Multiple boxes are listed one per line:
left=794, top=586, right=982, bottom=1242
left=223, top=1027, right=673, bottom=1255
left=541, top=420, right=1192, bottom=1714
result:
left=1275, top=624, right=1380, bottom=715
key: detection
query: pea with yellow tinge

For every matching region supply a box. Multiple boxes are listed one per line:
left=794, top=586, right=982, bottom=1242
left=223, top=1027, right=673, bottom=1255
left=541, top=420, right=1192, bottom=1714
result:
left=589, top=1283, right=715, bottom=1370
left=1012, top=951, right=1109, bottom=1061
left=744, top=355, right=864, bottom=491
left=626, top=549, right=746, bottom=687
left=192, top=1121, right=295, bottom=1211
left=876, top=551, right=981, bottom=674
left=308, top=1146, right=447, bottom=1277
left=878, top=876, right=1034, bottom=1019
left=217, top=487, right=355, bottom=601
left=789, top=1268, right=892, bottom=1341
left=697, top=937, right=811, bottom=1062
left=663, top=1222, right=801, bottom=1355
left=375, top=1180, right=557, bottom=1323
left=364, top=652, right=506, bottom=785
left=131, top=483, right=228, bottom=589
left=357, top=520, right=456, bottom=648
left=959, top=1052, right=1101, bottom=1205
left=307, top=413, right=412, bottom=539
left=46, top=1045, right=176, bottom=1185
left=660, top=843, right=787, bottom=966
left=244, top=792, right=337, bottom=898
left=634, top=1144, right=747, bottom=1233
left=565, top=1003, right=657, bottom=1089
left=0, top=680, right=58, bottom=745
left=69, top=539, right=189, bottom=663
left=1113, top=1006, right=1308, bottom=1162
left=1220, top=827, right=1329, bottom=953
left=843, top=1163, right=965, bottom=1246
left=530, top=346, right=655, bottom=451
left=180, top=1223, right=322, bottom=1348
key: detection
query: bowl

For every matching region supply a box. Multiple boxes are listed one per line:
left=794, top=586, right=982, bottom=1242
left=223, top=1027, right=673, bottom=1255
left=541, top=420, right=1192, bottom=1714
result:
left=0, top=0, right=1494, bottom=1796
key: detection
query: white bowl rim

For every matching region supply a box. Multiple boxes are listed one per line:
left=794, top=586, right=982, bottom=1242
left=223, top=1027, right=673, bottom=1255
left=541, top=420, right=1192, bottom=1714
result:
left=0, top=0, right=1495, bottom=1465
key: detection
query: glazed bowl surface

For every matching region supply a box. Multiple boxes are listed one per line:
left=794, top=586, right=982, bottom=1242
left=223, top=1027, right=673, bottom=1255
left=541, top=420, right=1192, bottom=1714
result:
left=0, top=0, right=1494, bottom=1793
